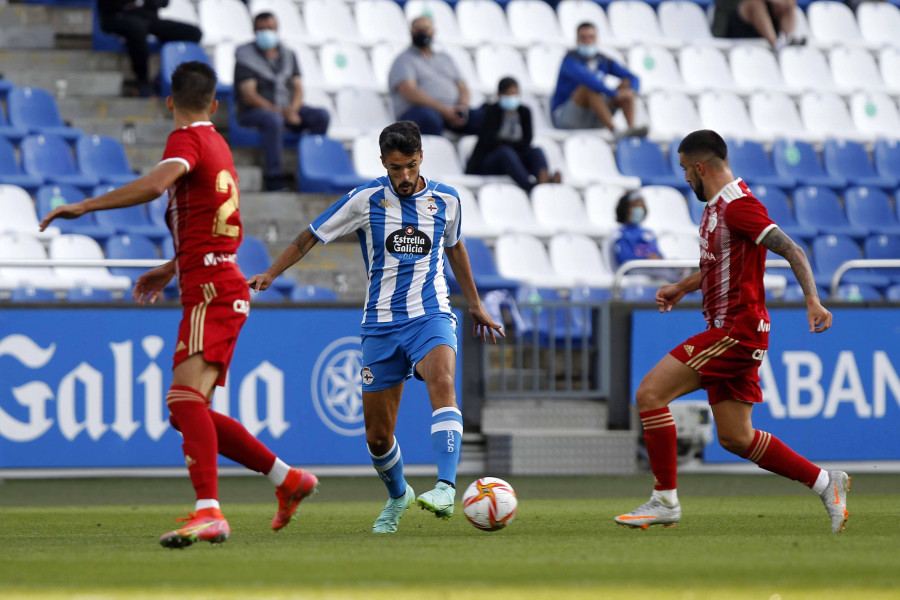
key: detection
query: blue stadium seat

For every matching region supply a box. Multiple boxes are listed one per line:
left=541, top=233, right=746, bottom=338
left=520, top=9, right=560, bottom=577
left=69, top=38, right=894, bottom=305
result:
left=250, top=286, right=285, bottom=303
left=8, top=87, right=82, bottom=142
left=811, top=234, right=891, bottom=289
left=726, top=139, right=796, bottom=191
left=621, top=285, right=657, bottom=302
left=159, top=41, right=230, bottom=98
left=91, top=185, right=170, bottom=242
left=21, top=134, right=99, bottom=192
left=836, top=283, right=882, bottom=302
left=0, top=103, right=28, bottom=143
left=772, top=140, right=846, bottom=190
left=148, top=193, right=168, bottom=227
left=227, top=101, right=301, bottom=148
left=0, top=77, right=13, bottom=99
left=445, top=237, right=519, bottom=295
left=515, top=285, right=579, bottom=347
left=238, top=235, right=295, bottom=295
left=290, top=284, right=339, bottom=302
left=106, top=234, right=160, bottom=284
left=667, top=141, right=701, bottom=202
left=0, top=136, right=43, bottom=192
left=35, top=184, right=117, bottom=241
left=569, top=285, right=611, bottom=340
left=863, top=234, right=900, bottom=284
left=823, top=140, right=898, bottom=191
left=845, top=187, right=900, bottom=236
left=874, top=140, right=900, bottom=182
left=76, top=135, right=137, bottom=186
left=9, top=287, right=58, bottom=302
left=793, top=186, right=868, bottom=240
left=297, top=135, right=369, bottom=193
left=886, top=284, right=900, bottom=301
left=753, top=184, right=818, bottom=243
left=616, top=137, right=690, bottom=193
left=67, top=287, right=116, bottom=302
left=782, top=283, right=830, bottom=302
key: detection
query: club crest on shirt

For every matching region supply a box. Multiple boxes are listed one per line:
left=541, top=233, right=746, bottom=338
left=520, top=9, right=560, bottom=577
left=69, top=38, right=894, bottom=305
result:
left=385, top=225, right=432, bottom=261
left=707, top=211, right=718, bottom=232
left=424, top=198, right=438, bottom=214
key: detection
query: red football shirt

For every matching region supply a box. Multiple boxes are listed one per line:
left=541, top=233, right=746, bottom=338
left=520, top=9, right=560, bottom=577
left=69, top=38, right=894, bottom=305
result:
left=160, top=122, right=244, bottom=290
left=698, top=178, right=777, bottom=347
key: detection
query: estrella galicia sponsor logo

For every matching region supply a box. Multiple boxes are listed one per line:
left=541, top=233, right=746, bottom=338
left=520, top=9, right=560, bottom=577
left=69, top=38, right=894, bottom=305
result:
left=386, top=226, right=432, bottom=261
left=310, top=336, right=365, bottom=436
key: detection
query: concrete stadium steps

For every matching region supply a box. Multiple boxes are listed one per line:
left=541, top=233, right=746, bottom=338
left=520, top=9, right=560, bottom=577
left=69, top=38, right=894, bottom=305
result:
left=0, top=24, right=55, bottom=49
left=58, top=97, right=173, bottom=121
left=5, top=70, right=124, bottom=97
left=0, top=3, right=91, bottom=34
left=0, top=48, right=130, bottom=72
left=482, top=399, right=609, bottom=433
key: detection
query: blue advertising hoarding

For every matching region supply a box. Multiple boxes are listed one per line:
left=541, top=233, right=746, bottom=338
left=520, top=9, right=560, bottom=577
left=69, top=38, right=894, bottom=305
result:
left=631, top=308, right=900, bottom=462
left=0, top=307, right=461, bottom=469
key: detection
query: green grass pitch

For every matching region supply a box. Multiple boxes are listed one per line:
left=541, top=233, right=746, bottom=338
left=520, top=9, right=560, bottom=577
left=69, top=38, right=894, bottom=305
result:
left=1, top=473, right=898, bottom=600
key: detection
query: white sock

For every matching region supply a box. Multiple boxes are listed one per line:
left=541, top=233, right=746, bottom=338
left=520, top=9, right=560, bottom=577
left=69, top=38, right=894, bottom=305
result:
left=655, top=488, right=679, bottom=506
left=195, top=498, right=220, bottom=511
left=267, top=457, right=291, bottom=487
left=812, top=469, right=830, bottom=495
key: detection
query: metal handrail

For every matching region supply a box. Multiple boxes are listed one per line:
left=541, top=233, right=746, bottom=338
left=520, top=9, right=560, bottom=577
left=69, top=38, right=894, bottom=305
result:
left=830, top=259, right=900, bottom=297
left=611, top=259, right=790, bottom=298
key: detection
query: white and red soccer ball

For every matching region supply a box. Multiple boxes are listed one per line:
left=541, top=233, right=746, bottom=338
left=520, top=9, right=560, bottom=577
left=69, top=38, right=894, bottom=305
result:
left=462, top=477, right=517, bottom=531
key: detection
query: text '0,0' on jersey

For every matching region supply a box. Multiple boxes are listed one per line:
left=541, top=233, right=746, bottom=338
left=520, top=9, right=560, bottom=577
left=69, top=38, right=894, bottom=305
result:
left=310, top=176, right=462, bottom=325
left=159, top=122, right=244, bottom=290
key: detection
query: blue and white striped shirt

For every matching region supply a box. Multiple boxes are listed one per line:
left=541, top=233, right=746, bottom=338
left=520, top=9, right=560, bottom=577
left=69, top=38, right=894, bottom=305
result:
left=309, top=176, right=462, bottom=325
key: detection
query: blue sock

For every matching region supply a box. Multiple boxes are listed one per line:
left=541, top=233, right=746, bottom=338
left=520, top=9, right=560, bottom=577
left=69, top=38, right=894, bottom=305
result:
left=369, top=437, right=407, bottom=498
left=431, top=407, right=463, bottom=487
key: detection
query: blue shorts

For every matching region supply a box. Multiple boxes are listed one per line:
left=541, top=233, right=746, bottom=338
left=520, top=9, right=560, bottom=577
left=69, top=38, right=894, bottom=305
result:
left=360, top=313, right=458, bottom=392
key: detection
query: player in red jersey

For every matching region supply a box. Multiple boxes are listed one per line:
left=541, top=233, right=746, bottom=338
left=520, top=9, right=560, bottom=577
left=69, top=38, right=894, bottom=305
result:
left=614, top=130, right=850, bottom=533
left=39, top=62, right=317, bottom=548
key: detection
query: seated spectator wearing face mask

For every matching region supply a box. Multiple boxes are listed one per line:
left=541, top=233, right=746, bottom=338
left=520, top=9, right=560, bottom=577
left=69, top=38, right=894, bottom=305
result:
left=465, top=77, right=559, bottom=192
left=551, top=22, right=647, bottom=139
left=234, top=12, right=330, bottom=191
left=615, top=190, right=662, bottom=262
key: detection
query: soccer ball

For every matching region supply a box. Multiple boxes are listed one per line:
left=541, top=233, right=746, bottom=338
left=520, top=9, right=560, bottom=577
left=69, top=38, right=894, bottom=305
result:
left=461, top=477, right=517, bottom=531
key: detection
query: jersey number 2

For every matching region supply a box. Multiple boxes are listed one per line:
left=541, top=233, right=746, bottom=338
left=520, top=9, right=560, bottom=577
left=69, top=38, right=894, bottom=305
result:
left=214, top=170, right=240, bottom=238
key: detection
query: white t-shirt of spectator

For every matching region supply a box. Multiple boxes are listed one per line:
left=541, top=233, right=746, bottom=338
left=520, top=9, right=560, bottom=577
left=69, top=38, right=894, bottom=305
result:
left=388, top=46, right=463, bottom=119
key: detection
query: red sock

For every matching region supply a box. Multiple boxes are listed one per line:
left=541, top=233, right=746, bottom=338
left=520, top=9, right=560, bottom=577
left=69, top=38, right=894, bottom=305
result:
left=167, top=385, right=218, bottom=501
left=640, top=407, right=678, bottom=490
left=209, top=411, right=277, bottom=474
left=742, top=430, right=821, bottom=488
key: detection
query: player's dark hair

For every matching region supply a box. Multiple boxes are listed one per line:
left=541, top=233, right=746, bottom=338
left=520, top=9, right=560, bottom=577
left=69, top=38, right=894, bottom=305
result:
left=253, top=12, right=276, bottom=28
left=379, top=121, right=422, bottom=156
left=677, top=130, right=728, bottom=162
left=576, top=22, right=596, bottom=34
left=498, top=77, right=518, bottom=95
left=616, top=190, right=641, bottom=224
left=170, top=61, right=217, bottom=113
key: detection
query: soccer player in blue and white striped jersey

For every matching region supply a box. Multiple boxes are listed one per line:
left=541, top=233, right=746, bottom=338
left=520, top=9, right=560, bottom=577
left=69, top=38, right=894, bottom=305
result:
left=248, top=121, right=504, bottom=533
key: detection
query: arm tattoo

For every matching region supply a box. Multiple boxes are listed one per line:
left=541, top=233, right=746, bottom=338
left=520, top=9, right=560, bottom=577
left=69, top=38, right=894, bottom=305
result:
left=761, top=228, right=818, bottom=299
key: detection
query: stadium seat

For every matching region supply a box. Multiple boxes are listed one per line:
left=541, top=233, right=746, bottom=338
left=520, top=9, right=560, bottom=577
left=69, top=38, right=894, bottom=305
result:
left=8, top=87, right=82, bottom=142
left=105, top=234, right=160, bottom=284
left=531, top=183, right=607, bottom=238
left=335, top=88, right=392, bottom=136
left=874, top=140, right=900, bottom=183
left=283, top=40, right=329, bottom=91
left=290, top=284, right=339, bottom=302
left=799, top=92, right=866, bottom=143
left=697, top=91, right=765, bottom=143
left=811, top=234, right=890, bottom=290
left=305, top=0, right=361, bottom=45
left=836, top=283, right=883, bottom=302
left=456, top=0, right=521, bottom=48
left=726, top=139, right=796, bottom=192
left=857, top=1, right=900, bottom=48
left=35, top=184, right=117, bottom=241
left=887, top=284, right=900, bottom=302
left=66, top=286, right=116, bottom=302
left=0, top=77, right=15, bottom=99
left=514, top=285, right=580, bottom=347
left=640, top=185, right=698, bottom=237
left=829, top=46, right=891, bottom=96
left=795, top=186, right=868, bottom=241
left=549, top=233, right=617, bottom=289
left=728, top=46, right=791, bottom=96
left=620, top=284, right=657, bottom=302
left=527, top=45, right=567, bottom=97
left=583, top=183, right=627, bottom=238
left=507, top=0, right=566, bottom=46
left=20, top=134, right=99, bottom=192
left=404, top=1, right=468, bottom=47
left=850, top=92, right=900, bottom=141
left=748, top=91, right=818, bottom=143
left=646, top=92, right=703, bottom=143
left=438, top=43, right=485, bottom=106
left=679, top=46, right=735, bottom=93
left=159, top=0, right=199, bottom=27
left=249, top=0, right=317, bottom=45
left=494, top=233, right=575, bottom=288
left=423, top=134, right=491, bottom=188
left=197, top=0, right=253, bottom=46
left=556, top=0, right=618, bottom=48
left=0, top=232, right=71, bottom=291
left=658, top=1, right=728, bottom=47
left=846, top=188, right=900, bottom=237
left=90, top=185, right=170, bottom=242
left=823, top=140, right=898, bottom=191
left=8, top=287, right=59, bottom=302
left=0, top=183, right=60, bottom=240
left=213, top=41, right=236, bottom=93
left=48, top=234, right=135, bottom=292
left=879, top=47, right=900, bottom=94
left=615, top=137, right=689, bottom=192
left=531, top=135, right=572, bottom=183
left=772, top=140, right=846, bottom=190
left=319, top=42, right=379, bottom=91
left=608, top=1, right=677, bottom=48
left=351, top=132, right=386, bottom=180
left=782, top=282, right=830, bottom=302
left=478, top=183, right=554, bottom=238
left=354, top=0, right=407, bottom=45
left=147, top=193, right=168, bottom=228
left=780, top=46, right=839, bottom=96
left=0, top=136, right=43, bottom=192
left=474, top=44, right=532, bottom=96
left=864, top=234, right=900, bottom=284
left=76, top=135, right=137, bottom=186
left=159, top=42, right=221, bottom=98
left=752, top=184, right=817, bottom=243
left=807, top=0, right=876, bottom=50
left=0, top=103, right=28, bottom=143
left=249, top=286, right=285, bottom=303
left=657, top=231, right=701, bottom=261
left=370, top=42, right=407, bottom=93
left=563, top=135, right=641, bottom=189
left=627, top=46, right=695, bottom=96
left=444, top=236, right=518, bottom=295
left=454, top=185, right=501, bottom=240
left=298, top=135, right=368, bottom=194
left=238, top=235, right=294, bottom=295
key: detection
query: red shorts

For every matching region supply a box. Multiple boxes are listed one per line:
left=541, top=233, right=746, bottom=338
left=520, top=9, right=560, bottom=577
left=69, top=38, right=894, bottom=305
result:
left=669, top=329, right=767, bottom=405
left=173, top=278, right=250, bottom=386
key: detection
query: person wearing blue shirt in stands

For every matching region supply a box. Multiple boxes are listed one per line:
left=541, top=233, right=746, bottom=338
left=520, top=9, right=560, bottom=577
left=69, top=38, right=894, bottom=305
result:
left=614, top=190, right=662, bottom=265
left=551, top=22, right=648, bottom=139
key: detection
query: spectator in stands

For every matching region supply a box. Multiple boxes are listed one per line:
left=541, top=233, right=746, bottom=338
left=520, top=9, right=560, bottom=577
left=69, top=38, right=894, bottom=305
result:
left=388, top=15, right=484, bottom=136
left=98, top=0, right=202, bottom=97
left=712, top=0, right=805, bottom=50
left=551, top=22, right=647, bottom=139
left=466, top=77, right=559, bottom=192
left=613, top=190, right=680, bottom=282
left=235, top=12, right=330, bottom=192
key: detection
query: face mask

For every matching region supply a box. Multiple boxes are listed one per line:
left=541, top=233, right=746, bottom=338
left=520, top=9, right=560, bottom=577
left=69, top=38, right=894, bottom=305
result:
left=412, top=32, right=432, bottom=49
left=498, top=95, right=520, bottom=111
left=629, top=206, right=646, bottom=224
left=577, top=44, right=598, bottom=59
left=255, top=29, right=278, bottom=51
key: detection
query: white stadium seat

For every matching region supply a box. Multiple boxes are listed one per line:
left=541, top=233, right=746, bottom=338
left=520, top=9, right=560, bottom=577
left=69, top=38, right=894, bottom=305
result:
left=829, top=46, right=892, bottom=94
left=456, top=135, right=478, bottom=171
left=728, top=45, right=791, bottom=96
left=370, top=42, right=406, bottom=93
left=456, top=185, right=502, bottom=240
left=49, top=234, right=132, bottom=292
left=807, top=0, right=876, bottom=50
left=304, top=0, right=361, bottom=44
left=532, top=183, right=608, bottom=238
left=880, top=47, right=900, bottom=93
left=404, top=0, right=467, bottom=47
left=679, top=45, right=735, bottom=92
left=849, top=92, right=900, bottom=141
left=213, top=42, right=235, bottom=88
left=583, top=183, right=626, bottom=238
left=779, top=45, right=839, bottom=94
left=627, top=45, right=696, bottom=96
left=507, top=0, right=567, bottom=47
left=335, top=88, right=392, bottom=135
left=857, top=2, right=900, bottom=49
left=250, top=0, right=316, bottom=45
left=159, top=0, right=199, bottom=26
left=456, top=0, right=521, bottom=48
left=318, top=42, right=379, bottom=91
left=0, top=184, right=60, bottom=240
left=532, top=135, right=573, bottom=182
left=657, top=231, right=701, bottom=261
left=607, top=1, right=678, bottom=48
left=658, top=1, right=730, bottom=48
left=438, top=43, right=485, bottom=106
left=640, top=185, right=697, bottom=237
left=697, top=91, right=766, bottom=143
left=563, top=134, right=641, bottom=189
left=527, top=44, right=567, bottom=97
left=0, top=233, right=71, bottom=291
left=421, top=135, right=490, bottom=188
left=549, top=233, right=616, bottom=288
left=799, top=91, right=867, bottom=143
left=646, top=91, right=703, bottom=142
left=474, top=44, right=532, bottom=95
left=494, top=233, right=575, bottom=288
left=283, top=40, right=328, bottom=90
left=749, top=91, right=818, bottom=142
left=198, top=0, right=253, bottom=45
left=354, top=0, right=409, bottom=46
left=303, top=87, right=357, bottom=142
left=477, top=183, right=555, bottom=238
left=352, top=132, right=383, bottom=179
left=557, top=0, right=618, bottom=48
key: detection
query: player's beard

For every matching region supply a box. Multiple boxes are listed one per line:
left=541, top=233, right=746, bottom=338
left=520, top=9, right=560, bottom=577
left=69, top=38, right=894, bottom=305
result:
left=691, top=178, right=705, bottom=202
left=394, top=174, right=418, bottom=198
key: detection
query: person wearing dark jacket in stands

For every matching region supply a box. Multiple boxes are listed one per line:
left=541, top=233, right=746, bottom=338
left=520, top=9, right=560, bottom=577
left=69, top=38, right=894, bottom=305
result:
left=98, top=0, right=202, bottom=97
left=466, top=77, right=558, bottom=192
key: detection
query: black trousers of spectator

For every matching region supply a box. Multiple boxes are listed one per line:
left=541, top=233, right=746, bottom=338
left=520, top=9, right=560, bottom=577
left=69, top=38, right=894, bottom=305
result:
left=101, top=14, right=202, bottom=84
